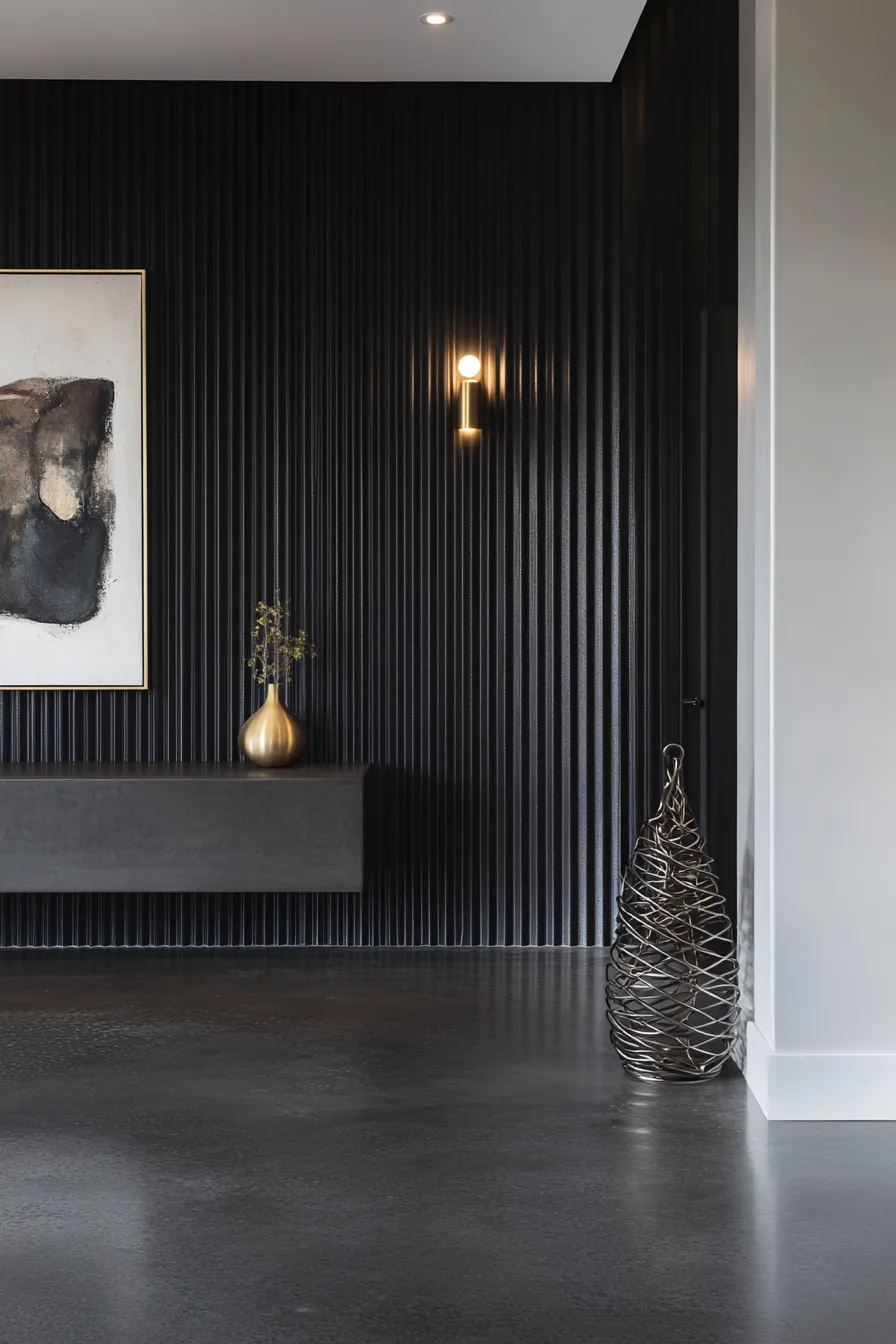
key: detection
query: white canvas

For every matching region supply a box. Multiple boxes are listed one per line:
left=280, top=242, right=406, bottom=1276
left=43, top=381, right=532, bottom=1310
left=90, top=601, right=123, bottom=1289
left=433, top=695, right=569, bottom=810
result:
left=0, top=271, right=146, bottom=688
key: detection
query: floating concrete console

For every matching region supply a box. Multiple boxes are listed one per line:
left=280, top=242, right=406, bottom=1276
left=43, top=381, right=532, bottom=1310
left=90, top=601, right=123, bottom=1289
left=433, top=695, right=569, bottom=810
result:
left=0, top=764, right=369, bottom=893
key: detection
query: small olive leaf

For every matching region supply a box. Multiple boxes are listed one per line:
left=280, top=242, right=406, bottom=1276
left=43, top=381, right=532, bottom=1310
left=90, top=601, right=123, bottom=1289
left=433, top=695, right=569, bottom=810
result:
left=247, top=593, right=317, bottom=682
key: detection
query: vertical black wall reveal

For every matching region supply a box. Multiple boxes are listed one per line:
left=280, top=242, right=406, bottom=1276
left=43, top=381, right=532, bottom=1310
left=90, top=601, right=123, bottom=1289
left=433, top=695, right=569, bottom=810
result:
left=614, top=0, right=740, bottom=911
left=0, top=1, right=738, bottom=949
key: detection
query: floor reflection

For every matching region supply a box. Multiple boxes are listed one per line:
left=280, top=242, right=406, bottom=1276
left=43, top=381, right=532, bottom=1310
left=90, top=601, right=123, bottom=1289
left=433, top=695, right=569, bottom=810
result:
left=0, top=1139, right=149, bottom=1343
left=0, top=951, right=894, bottom=1344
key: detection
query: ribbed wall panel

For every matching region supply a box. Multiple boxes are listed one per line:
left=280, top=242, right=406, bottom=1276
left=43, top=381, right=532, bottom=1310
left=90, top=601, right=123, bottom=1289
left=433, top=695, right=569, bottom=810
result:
left=0, top=34, right=738, bottom=950
left=0, top=82, right=634, bottom=947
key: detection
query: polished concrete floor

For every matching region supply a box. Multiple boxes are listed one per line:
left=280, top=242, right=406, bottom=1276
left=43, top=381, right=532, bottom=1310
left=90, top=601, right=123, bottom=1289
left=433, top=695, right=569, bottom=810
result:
left=1, top=950, right=893, bottom=1344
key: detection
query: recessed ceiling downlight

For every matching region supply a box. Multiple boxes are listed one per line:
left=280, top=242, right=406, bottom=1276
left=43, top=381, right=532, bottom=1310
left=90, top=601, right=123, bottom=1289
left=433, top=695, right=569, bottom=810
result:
left=420, top=12, right=454, bottom=25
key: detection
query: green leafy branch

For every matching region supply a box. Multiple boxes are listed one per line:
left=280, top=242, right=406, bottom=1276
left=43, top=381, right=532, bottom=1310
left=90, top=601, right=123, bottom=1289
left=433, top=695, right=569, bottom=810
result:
left=247, top=590, right=317, bottom=686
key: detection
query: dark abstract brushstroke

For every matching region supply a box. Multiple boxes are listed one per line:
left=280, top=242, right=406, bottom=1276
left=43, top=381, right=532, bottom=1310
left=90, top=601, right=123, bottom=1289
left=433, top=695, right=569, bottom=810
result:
left=0, top=377, right=114, bottom=625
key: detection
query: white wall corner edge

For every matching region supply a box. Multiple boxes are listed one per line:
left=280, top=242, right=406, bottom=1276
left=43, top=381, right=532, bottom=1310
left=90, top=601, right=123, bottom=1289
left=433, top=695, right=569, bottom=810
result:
left=745, top=1021, right=896, bottom=1121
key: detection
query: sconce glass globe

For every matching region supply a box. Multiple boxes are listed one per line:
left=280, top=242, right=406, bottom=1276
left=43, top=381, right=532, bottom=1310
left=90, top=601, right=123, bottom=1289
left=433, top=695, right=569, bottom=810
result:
left=458, top=355, right=481, bottom=378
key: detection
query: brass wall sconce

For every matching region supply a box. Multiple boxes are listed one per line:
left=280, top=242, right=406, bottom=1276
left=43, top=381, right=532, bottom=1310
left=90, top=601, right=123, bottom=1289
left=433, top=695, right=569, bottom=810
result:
left=458, top=354, right=481, bottom=435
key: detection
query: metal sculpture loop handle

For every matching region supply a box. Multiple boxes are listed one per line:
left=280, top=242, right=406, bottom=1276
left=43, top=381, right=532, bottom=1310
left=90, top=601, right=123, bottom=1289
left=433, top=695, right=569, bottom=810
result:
left=662, top=742, right=685, bottom=771
left=658, top=743, right=686, bottom=819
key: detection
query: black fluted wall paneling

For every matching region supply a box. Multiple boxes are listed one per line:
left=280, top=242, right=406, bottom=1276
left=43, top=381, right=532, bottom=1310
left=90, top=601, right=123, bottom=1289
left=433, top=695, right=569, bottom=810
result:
left=0, top=82, right=629, bottom=947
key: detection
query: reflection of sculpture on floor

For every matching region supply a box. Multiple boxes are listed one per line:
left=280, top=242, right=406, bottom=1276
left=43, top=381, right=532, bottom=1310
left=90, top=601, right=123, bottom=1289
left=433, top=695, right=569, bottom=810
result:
left=606, top=744, right=739, bottom=1083
left=0, top=377, right=114, bottom=625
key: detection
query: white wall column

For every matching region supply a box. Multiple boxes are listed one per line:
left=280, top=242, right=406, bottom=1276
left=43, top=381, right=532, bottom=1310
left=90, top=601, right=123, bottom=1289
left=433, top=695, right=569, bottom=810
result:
left=740, top=0, right=896, bottom=1119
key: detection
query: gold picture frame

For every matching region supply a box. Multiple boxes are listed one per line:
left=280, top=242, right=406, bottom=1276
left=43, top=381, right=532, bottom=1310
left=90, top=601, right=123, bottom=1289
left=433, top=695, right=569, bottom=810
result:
left=0, top=268, right=148, bottom=690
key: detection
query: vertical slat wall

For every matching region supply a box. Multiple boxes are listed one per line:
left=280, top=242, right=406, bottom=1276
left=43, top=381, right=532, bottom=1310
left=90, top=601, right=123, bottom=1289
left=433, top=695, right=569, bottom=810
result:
left=0, top=30, right=738, bottom=950
left=0, top=83, right=630, bottom=947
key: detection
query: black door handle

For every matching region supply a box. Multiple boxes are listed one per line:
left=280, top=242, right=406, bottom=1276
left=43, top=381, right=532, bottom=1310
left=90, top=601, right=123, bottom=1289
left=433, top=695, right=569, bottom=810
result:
left=682, top=697, right=705, bottom=708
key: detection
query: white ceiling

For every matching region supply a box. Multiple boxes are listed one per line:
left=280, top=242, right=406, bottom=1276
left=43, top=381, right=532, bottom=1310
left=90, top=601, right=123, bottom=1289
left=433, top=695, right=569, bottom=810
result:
left=0, top=1, right=647, bottom=82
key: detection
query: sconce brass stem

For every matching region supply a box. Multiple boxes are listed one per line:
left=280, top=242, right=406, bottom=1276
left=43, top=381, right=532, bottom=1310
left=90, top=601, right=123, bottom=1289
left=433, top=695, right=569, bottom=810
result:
left=459, top=379, right=481, bottom=433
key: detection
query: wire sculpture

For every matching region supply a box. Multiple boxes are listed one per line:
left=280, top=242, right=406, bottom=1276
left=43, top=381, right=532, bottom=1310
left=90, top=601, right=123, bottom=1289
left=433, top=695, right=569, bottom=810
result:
left=606, top=744, right=739, bottom=1083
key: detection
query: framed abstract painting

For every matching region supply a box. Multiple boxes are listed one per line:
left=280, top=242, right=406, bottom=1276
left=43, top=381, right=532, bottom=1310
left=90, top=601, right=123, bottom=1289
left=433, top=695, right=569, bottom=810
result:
left=0, top=269, right=147, bottom=690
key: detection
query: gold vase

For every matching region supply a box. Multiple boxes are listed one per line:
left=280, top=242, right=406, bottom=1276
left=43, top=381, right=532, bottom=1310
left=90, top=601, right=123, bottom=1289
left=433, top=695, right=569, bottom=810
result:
left=238, top=683, right=306, bottom=768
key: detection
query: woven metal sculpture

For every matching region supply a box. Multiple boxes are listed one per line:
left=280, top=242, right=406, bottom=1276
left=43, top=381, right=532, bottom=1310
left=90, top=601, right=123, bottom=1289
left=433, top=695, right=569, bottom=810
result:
left=607, top=744, right=739, bottom=1082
